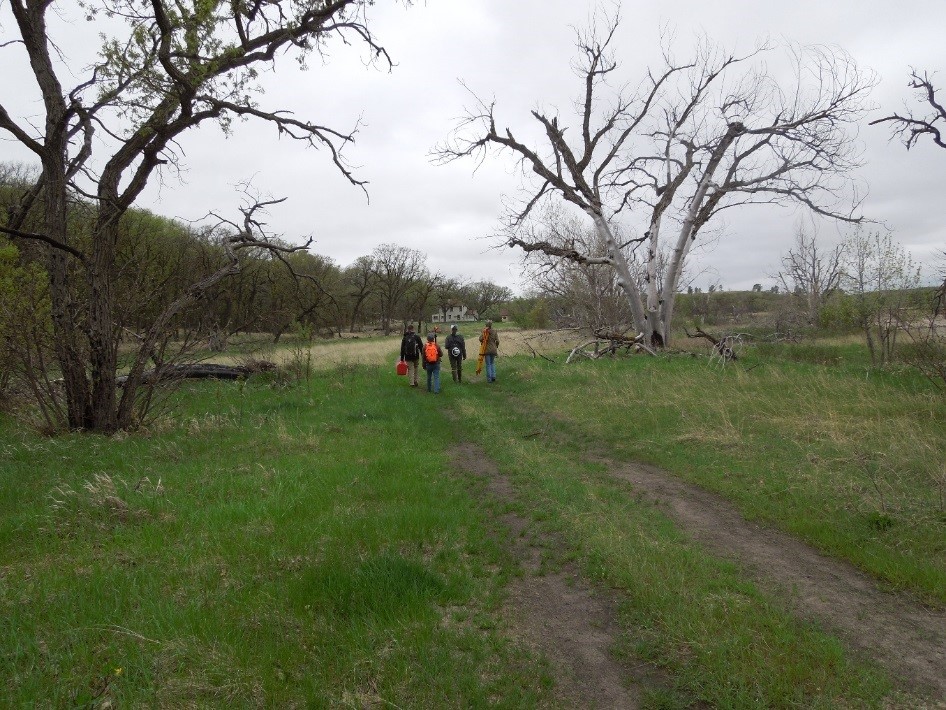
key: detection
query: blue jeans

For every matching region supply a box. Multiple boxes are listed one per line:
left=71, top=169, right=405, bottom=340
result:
left=485, top=354, right=496, bottom=382
left=426, top=362, right=441, bottom=393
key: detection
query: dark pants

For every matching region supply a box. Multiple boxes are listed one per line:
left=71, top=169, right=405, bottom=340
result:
left=449, top=355, right=463, bottom=382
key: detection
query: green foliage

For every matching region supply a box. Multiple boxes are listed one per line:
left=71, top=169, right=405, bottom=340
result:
left=506, top=295, right=551, bottom=328
left=842, top=230, right=923, bottom=365
left=0, top=241, right=52, bottom=405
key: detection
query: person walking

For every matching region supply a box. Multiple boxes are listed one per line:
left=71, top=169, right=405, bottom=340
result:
left=399, top=323, right=424, bottom=388
left=478, top=320, right=499, bottom=383
left=422, top=332, right=443, bottom=393
left=444, top=324, right=467, bottom=383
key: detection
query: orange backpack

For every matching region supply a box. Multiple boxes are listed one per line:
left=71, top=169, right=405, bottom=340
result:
left=424, top=341, right=439, bottom=363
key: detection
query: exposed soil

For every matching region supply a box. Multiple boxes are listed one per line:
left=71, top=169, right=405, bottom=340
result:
left=605, top=458, right=946, bottom=700
left=451, top=432, right=946, bottom=705
left=450, top=442, right=660, bottom=709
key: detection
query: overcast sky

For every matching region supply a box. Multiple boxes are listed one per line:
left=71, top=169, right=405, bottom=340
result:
left=2, top=0, right=945, bottom=292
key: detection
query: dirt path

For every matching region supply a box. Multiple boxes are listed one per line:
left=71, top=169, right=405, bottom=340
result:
left=451, top=443, right=663, bottom=709
left=607, top=458, right=946, bottom=700
left=452, top=431, right=946, bottom=704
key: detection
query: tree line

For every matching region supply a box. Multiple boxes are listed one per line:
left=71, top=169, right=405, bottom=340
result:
left=0, top=161, right=510, bottom=429
left=1, top=1, right=941, bottom=432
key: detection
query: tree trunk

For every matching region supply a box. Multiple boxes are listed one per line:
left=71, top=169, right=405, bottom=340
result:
left=589, top=211, right=650, bottom=340
left=660, top=124, right=744, bottom=347
left=87, top=212, right=120, bottom=432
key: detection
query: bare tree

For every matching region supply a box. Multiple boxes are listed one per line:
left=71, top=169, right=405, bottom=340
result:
left=777, top=224, right=845, bottom=326
left=371, top=244, right=427, bottom=335
left=343, top=255, right=379, bottom=333
left=463, top=280, right=513, bottom=322
left=436, top=13, right=873, bottom=348
left=871, top=71, right=945, bottom=380
left=0, top=1, right=391, bottom=432
left=517, top=207, right=633, bottom=329
left=400, top=270, right=438, bottom=331
left=871, top=69, right=945, bottom=150
left=430, top=276, right=467, bottom=323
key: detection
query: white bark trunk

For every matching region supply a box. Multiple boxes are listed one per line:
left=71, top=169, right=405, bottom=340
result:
left=659, top=123, right=744, bottom=345
left=587, top=210, right=649, bottom=338
left=646, top=216, right=662, bottom=345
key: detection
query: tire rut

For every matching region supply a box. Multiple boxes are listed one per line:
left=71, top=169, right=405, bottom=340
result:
left=606, top=457, right=946, bottom=700
left=451, top=442, right=662, bottom=709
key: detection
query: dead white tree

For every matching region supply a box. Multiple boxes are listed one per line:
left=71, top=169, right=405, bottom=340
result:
left=436, top=13, right=874, bottom=349
left=777, top=224, right=846, bottom=326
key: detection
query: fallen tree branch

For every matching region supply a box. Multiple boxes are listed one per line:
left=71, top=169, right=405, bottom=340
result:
left=523, top=340, right=556, bottom=362
left=684, top=327, right=739, bottom=361
left=116, top=362, right=274, bottom=387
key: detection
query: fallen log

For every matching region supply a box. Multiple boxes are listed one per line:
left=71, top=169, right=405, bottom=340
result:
left=116, top=362, right=275, bottom=387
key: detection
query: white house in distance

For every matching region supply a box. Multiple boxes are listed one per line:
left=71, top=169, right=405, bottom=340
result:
left=431, top=304, right=478, bottom=323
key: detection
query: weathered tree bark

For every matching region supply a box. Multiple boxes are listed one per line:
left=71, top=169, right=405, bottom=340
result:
left=1, top=1, right=389, bottom=432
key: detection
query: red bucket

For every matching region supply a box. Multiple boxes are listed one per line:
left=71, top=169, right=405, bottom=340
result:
left=396, top=360, right=408, bottom=376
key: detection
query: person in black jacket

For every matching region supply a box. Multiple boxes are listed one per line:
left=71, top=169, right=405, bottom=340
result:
left=444, top=324, right=467, bottom=383
left=399, top=323, right=424, bottom=387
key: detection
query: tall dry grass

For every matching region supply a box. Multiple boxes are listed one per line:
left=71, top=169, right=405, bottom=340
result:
left=215, top=329, right=577, bottom=371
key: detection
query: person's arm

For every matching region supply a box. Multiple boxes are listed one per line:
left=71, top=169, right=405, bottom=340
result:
left=399, top=338, right=406, bottom=360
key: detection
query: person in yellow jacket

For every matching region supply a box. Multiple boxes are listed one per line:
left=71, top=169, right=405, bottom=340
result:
left=477, top=320, right=500, bottom=382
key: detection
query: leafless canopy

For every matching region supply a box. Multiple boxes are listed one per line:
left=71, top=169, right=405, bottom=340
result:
left=435, top=11, right=874, bottom=348
left=777, top=224, right=845, bottom=326
left=870, top=69, right=946, bottom=150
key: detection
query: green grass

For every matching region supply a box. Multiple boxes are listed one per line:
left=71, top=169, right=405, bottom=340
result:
left=447, top=366, right=892, bottom=707
left=3, top=337, right=942, bottom=707
left=486, top=348, right=946, bottom=604
left=0, top=367, right=552, bottom=706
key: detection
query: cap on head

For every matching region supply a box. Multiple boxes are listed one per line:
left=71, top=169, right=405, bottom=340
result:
left=451, top=324, right=458, bottom=331
left=486, top=319, right=493, bottom=327
left=427, top=333, right=435, bottom=341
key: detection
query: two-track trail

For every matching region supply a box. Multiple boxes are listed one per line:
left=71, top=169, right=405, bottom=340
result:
left=453, top=440, right=946, bottom=705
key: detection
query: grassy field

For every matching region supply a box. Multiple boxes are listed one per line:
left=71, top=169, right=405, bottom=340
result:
left=499, top=345, right=946, bottom=603
left=0, top=368, right=552, bottom=706
left=2, top=331, right=943, bottom=706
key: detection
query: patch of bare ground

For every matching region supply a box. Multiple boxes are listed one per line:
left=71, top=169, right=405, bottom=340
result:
left=451, top=442, right=669, bottom=709
left=605, top=458, right=946, bottom=703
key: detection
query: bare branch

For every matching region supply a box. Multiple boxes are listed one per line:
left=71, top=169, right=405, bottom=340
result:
left=871, top=69, right=946, bottom=150
left=0, top=224, right=87, bottom=262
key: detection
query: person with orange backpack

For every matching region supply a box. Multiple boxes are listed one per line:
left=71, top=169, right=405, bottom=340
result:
left=422, top=332, right=444, bottom=394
